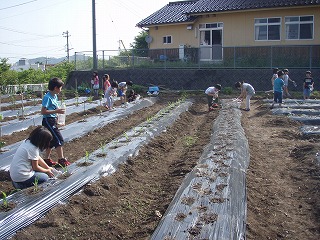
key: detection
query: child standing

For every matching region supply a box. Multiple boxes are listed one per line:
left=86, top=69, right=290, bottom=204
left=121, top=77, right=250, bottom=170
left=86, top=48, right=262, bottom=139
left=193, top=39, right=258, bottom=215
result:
left=235, top=81, right=255, bottom=111
left=41, top=77, right=70, bottom=167
left=283, top=69, right=295, bottom=98
left=303, top=70, right=314, bottom=100
left=118, top=81, right=133, bottom=105
left=104, top=81, right=119, bottom=110
left=204, top=84, right=222, bottom=111
left=91, top=71, right=99, bottom=98
left=270, top=70, right=285, bottom=109
left=271, top=68, right=279, bottom=87
left=103, top=74, right=111, bottom=94
left=10, top=126, right=55, bottom=189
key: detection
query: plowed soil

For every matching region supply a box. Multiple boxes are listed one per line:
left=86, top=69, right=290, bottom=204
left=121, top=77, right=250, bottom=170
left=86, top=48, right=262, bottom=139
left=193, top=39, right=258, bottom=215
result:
left=1, top=93, right=319, bottom=240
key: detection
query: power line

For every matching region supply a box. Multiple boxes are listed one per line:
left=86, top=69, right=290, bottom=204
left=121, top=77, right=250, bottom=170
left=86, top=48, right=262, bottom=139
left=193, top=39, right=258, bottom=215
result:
left=0, top=0, right=38, bottom=11
left=0, top=26, right=59, bottom=37
left=0, top=41, right=57, bottom=48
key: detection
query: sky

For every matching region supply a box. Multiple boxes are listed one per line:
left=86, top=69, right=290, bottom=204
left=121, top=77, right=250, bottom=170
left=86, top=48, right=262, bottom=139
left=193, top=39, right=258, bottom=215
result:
left=0, top=0, right=170, bottom=64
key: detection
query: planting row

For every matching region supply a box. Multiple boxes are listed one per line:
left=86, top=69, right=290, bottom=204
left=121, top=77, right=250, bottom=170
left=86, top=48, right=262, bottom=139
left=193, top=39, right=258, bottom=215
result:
left=0, top=97, right=190, bottom=239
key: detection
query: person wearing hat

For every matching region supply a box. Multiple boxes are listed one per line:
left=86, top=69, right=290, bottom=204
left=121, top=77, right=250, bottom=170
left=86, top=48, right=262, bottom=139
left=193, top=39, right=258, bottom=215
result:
left=303, top=70, right=314, bottom=100
left=205, top=84, right=222, bottom=111
left=283, top=69, right=296, bottom=98
left=235, top=81, right=255, bottom=111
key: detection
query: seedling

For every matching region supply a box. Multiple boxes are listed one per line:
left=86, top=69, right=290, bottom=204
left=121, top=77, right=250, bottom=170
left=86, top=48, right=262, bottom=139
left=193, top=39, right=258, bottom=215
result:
left=33, top=176, right=39, bottom=192
left=75, top=91, right=79, bottom=106
left=87, top=96, right=93, bottom=103
left=1, top=191, right=8, bottom=208
left=184, top=136, right=198, bottom=147
left=85, top=150, right=90, bottom=162
left=0, top=141, right=6, bottom=151
left=123, top=132, right=129, bottom=141
left=146, top=116, right=153, bottom=123
left=100, top=142, right=105, bottom=153
left=1, top=189, right=19, bottom=209
left=58, top=164, right=69, bottom=174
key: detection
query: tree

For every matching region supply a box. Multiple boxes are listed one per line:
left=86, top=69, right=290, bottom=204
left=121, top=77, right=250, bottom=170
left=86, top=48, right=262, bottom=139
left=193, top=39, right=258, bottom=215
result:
left=130, top=30, right=149, bottom=57
left=0, top=58, right=10, bottom=73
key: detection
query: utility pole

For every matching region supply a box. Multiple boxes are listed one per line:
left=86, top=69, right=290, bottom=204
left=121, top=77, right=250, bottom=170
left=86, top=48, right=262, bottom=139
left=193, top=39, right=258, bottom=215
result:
left=63, top=31, right=71, bottom=62
left=92, top=0, right=97, bottom=70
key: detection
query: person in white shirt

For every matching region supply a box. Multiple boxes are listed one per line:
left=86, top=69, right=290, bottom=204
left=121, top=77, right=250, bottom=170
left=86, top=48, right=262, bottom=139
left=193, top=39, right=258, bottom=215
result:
left=205, top=84, right=222, bottom=111
left=104, top=81, right=119, bottom=110
left=10, top=126, right=55, bottom=189
left=235, top=81, right=256, bottom=111
left=118, top=81, right=133, bottom=105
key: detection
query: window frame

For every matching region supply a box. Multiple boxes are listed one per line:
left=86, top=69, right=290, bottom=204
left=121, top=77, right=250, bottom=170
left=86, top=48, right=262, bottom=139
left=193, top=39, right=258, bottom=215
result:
left=163, top=35, right=172, bottom=44
left=285, top=15, right=314, bottom=40
left=254, top=17, right=281, bottom=41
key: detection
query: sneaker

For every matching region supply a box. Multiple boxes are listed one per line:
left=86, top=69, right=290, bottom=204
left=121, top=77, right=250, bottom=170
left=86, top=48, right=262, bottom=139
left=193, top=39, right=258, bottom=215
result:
left=44, top=158, right=58, bottom=167
left=58, top=158, right=71, bottom=167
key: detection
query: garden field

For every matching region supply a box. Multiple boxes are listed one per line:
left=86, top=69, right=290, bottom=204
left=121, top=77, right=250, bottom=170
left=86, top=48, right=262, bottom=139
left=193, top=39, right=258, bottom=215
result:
left=0, top=92, right=319, bottom=240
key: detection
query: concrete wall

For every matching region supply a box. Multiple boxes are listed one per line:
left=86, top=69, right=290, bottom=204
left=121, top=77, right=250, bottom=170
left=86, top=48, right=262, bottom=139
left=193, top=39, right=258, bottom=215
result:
left=66, top=68, right=320, bottom=92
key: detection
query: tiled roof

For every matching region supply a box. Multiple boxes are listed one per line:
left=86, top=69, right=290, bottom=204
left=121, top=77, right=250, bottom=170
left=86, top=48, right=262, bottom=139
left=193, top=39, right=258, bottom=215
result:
left=136, top=1, right=198, bottom=27
left=137, top=0, right=320, bottom=27
left=189, top=0, right=320, bottom=14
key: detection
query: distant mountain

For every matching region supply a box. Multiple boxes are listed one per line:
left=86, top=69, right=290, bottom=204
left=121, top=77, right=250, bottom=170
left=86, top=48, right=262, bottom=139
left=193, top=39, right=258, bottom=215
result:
left=20, top=54, right=87, bottom=65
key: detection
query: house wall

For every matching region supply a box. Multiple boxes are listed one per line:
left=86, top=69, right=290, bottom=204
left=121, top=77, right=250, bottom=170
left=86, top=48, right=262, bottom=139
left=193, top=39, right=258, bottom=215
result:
left=148, top=6, right=320, bottom=49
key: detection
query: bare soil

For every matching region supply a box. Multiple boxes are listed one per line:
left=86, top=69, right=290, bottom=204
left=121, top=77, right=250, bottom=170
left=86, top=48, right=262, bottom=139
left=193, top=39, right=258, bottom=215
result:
left=1, top=93, right=319, bottom=240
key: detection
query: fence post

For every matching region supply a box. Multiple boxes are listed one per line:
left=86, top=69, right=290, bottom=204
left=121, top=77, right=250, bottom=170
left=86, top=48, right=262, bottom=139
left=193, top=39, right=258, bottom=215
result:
left=74, top=52, right=77, bottom=70
left=233, top=46, right=236, bottom=69
left=270, top=46, right=273, bottom=68
left=102, top=50, right=105, bottom=69
left=164, top=48, right=167, bottom=70
left=309, top=45, right=312, bottom=69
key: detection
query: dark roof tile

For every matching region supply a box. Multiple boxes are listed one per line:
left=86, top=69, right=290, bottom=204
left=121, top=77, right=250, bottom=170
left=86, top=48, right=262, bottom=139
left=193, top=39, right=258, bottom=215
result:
left=189, top=0, right=320, bottom=13
left=137, top=0, right=320, bottom=27
left=136, top=1, right=198, bottom=27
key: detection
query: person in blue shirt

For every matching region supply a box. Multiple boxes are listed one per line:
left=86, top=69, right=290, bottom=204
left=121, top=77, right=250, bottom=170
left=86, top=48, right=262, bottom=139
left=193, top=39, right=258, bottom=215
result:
left=270, top=70, right=285, bottom=109
left=41, top=77, right=71, bottom=167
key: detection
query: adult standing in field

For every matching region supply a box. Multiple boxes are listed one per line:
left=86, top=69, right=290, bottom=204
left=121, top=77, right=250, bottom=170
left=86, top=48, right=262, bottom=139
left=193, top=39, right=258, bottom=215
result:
left=235, top=81, right=255, bottom=111
left=91, top=71, right=100, bottom=98
left=303, top=70, right=314, bottom=100
left=270, top=70, right=285, bottom=109
left=204, top=84, right=222, bottom=111
left=41, top=77, right=70, bottom=167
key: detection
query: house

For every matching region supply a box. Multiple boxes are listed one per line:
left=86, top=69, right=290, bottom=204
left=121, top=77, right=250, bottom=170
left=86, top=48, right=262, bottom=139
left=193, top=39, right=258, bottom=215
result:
left=10, top=58, right=46, bottom=72
left=136, top=0, right=320, bottom=64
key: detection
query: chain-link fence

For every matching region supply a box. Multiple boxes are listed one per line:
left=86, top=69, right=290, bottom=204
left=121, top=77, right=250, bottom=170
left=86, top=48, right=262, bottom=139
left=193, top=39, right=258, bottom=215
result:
left=74, top=45, right=320, bottom=70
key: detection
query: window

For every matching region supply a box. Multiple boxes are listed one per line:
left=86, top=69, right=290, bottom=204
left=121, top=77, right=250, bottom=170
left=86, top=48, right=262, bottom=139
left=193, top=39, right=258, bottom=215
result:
left=254, top=17, right=281, bottom=41
left=285, top=15, right=313, bottom=40
left=163, top=35, right=172, bottom=44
